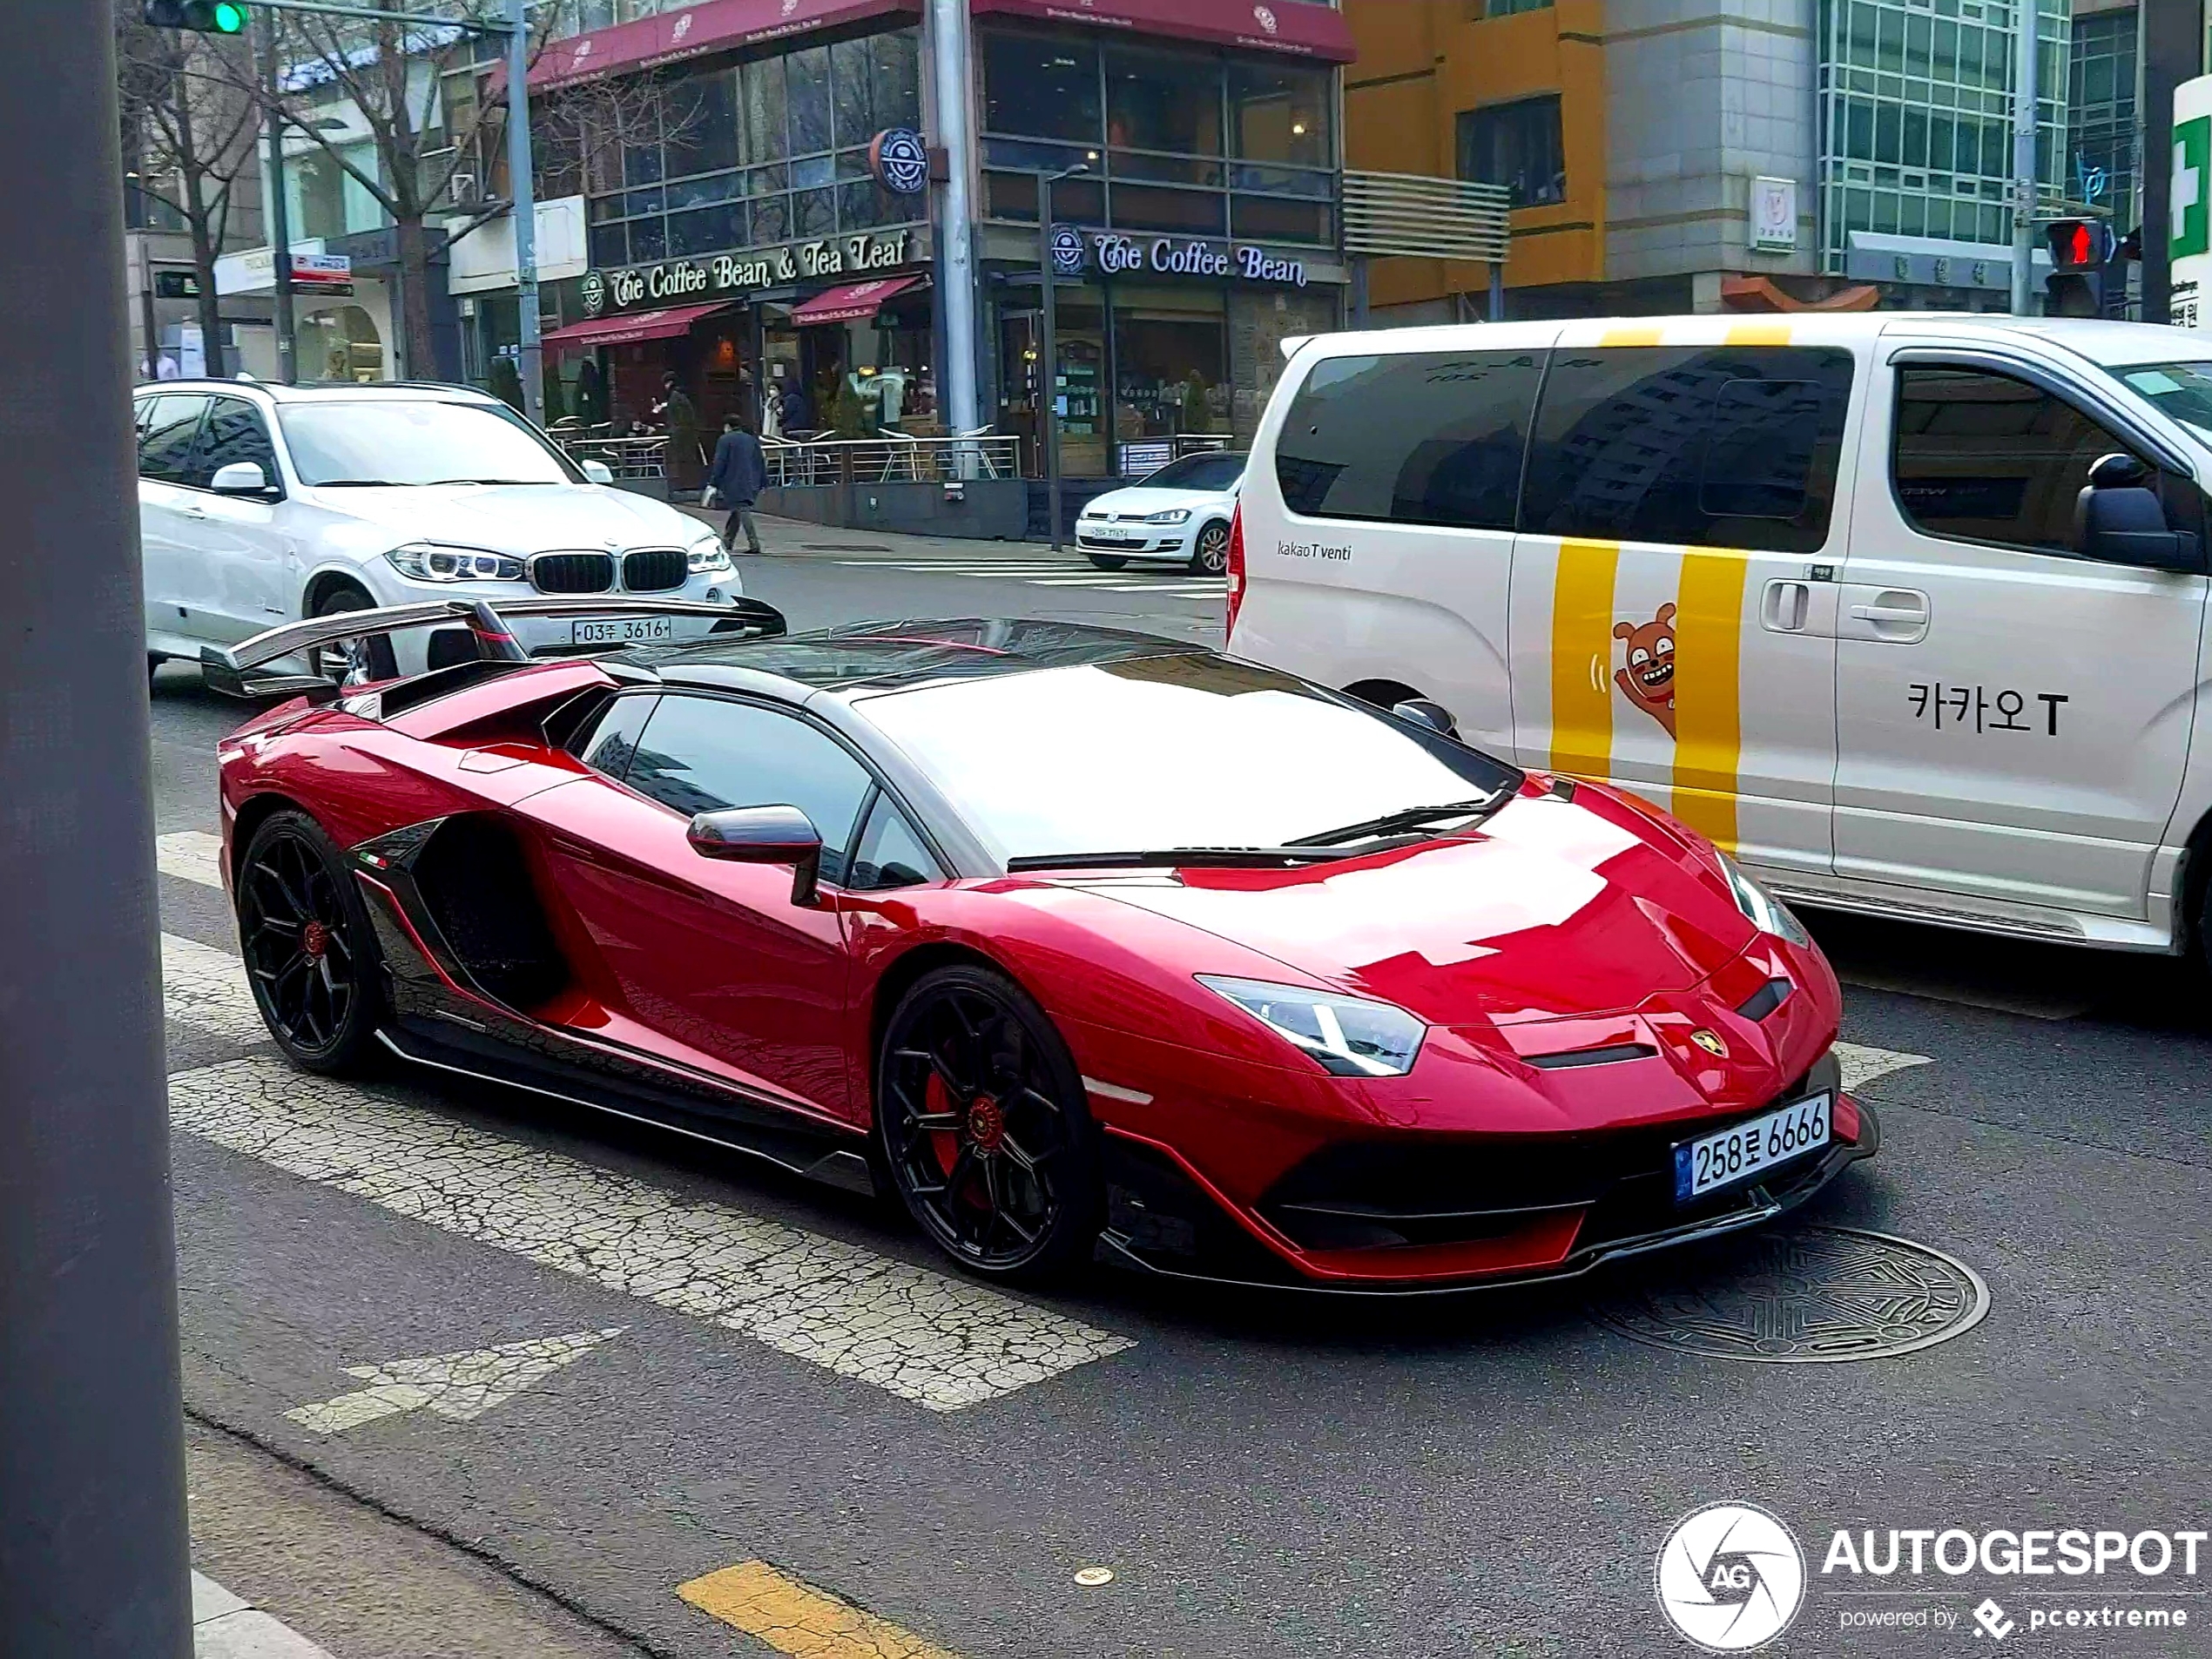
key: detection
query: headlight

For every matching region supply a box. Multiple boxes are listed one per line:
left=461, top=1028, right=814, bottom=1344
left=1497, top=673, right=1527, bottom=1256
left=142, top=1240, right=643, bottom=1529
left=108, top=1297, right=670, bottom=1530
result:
left=1139, top=507, right=1191, bottom=524
left=1719, top=853, right=1811, bottom=947
left=687, top=537, right=732, bottom=575
left=1197, top=974, right=1426, bottom=1077
left=386, top=542, right=524, bottom=583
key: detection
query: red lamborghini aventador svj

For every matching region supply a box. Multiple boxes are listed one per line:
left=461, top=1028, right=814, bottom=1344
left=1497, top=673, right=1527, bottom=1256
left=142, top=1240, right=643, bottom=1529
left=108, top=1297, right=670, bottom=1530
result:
left=209, top=604, right=1872, bottom=1292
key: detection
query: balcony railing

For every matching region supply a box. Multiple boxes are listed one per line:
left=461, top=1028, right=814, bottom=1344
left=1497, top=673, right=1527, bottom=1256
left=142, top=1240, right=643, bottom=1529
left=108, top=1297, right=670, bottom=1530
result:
left=762, top=434, right=1025, bottom=487
left=1342, top=171, right=1512, bottom=264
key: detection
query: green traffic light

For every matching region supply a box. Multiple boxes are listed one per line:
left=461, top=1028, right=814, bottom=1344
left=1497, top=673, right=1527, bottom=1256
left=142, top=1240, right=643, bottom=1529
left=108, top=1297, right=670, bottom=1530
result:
left=211, top=1, right=246, bottom=30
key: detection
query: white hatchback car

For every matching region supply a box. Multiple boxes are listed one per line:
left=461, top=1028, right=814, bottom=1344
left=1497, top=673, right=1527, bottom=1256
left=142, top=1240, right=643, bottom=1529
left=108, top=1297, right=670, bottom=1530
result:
left=1074, top=449, right=1244, bottom=575
left=133, top=380, right=746, bottom=679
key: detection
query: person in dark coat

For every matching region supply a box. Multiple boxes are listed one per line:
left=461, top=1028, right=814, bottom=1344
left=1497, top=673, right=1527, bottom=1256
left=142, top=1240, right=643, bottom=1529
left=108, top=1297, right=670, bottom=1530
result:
left=778, top=381, right=810, bottom=435
left=654, top=372, right=704, bottom=492
left=703, top=412, right=767, bottom=554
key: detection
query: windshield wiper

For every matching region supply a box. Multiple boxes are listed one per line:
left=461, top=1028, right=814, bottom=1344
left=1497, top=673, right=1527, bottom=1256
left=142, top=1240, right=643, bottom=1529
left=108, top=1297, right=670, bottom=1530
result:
left=425, top=477, right=546, bottom=485
left=1005, top=846, right=1361, bottom=873
left=312, top=478, right=408, bottom=487
left=1286, top=795, right=1503, bottom=847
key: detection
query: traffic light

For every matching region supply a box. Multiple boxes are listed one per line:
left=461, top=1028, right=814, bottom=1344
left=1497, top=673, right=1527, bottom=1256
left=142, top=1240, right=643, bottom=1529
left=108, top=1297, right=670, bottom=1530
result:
left=143, top=0, right=248, bottom=34
left=2044, top=219, right=2115, bottom=318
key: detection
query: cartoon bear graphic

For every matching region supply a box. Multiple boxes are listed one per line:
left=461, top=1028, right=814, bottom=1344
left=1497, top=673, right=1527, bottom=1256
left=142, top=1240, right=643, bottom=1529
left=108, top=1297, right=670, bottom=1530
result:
left=1614, top=603, right=1676, bottom=738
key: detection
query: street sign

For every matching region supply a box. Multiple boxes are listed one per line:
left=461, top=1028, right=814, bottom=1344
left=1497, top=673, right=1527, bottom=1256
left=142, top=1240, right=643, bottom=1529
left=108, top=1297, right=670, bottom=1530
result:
left=152, top=269, right=202, bottom=300
left=1749, top=177, right=1798, bottom=253
left=2174, top=75, right=2212, bottom=328
left=290, top=252, right=352, bottom=286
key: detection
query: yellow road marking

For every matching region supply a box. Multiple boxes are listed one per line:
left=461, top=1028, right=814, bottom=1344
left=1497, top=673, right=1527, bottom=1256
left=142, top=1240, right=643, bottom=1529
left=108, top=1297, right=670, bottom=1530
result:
left=1669, top=549, right=1750, bottom=852
left=1724, top=323, right=1792, bottom=346
left=1548, top=540, right=1619, bottom=776
left=678, top=1561, right=960, bottom=1659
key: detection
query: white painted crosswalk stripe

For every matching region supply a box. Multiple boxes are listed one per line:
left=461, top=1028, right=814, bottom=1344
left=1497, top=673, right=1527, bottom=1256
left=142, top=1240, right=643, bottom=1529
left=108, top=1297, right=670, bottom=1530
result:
left=1836, top=1041, right=1933, bottom=1092
left=168, top=1055, right=1133, bottom=1411
left=158, top=829, right=226, bottom=889
left=163, top=931, right=268, bottom=1044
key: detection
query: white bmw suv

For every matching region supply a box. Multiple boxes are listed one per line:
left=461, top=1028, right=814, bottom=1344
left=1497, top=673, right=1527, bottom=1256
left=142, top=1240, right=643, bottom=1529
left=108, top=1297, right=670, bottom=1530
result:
left=134, top=379, right=745, bottom=679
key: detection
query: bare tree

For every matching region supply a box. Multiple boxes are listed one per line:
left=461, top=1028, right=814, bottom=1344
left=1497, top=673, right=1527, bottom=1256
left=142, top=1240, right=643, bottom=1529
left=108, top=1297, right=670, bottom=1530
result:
left=234, top=9, right=700, bottom=381
left=116, top=2, right=262, bottom=378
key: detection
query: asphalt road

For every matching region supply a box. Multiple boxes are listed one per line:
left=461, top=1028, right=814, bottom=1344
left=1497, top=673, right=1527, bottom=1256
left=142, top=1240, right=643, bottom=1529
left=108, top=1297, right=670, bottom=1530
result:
left=149, top=537, right=2212, bottom=1658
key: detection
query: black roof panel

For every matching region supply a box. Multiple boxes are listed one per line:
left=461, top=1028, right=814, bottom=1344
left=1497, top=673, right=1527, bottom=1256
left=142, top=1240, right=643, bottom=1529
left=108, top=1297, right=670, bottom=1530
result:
left=627, top=617, right=1205, bottom=694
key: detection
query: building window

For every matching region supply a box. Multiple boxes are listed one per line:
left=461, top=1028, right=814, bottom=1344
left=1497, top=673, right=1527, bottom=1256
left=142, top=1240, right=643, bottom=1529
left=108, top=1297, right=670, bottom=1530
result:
left=1481, top=0, right=1553, bottom=15
left=1456, top=95, right=1565, bottom=208
left=1817, top=0, right=2071, bottom=274
left=2067, top=8, right=2137, bottom=236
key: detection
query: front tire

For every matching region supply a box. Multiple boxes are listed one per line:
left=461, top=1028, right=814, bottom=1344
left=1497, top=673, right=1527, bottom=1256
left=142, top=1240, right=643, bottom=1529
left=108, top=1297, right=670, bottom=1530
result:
left=307, top=584, right=398, bottom=684
left=875, top=964, right=1102, bottom=1285
left=236, top=809, right=386, bottom=1074
left=1189, top=520, right=1231, bottom=577
left=1084, top=552, right=1130, bottom=571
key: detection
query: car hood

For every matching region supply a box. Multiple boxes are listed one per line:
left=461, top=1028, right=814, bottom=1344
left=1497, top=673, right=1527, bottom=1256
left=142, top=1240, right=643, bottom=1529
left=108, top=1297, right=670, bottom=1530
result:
left=1064, top=789, right=1762, bottom=1026
left=1081, top=484, right=1237, bottom=518
left=307, top=482, right=703, bottom=553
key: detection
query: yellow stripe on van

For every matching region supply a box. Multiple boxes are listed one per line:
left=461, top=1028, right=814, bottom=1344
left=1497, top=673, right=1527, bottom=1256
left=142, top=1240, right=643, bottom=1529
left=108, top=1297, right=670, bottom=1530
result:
left=1600, top=327, right=1664, bottom=347
left=1548, top=540, right=1619, bottom=777
left=1725, top=323, right=1792, bottom=347
left=1669, top=550, right=1750, bottom=852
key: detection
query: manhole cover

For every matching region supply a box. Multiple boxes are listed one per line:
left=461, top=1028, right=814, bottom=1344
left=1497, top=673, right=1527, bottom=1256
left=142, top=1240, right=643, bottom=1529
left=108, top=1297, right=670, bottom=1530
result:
left=1586, top=1226, right=1989, bottom=1362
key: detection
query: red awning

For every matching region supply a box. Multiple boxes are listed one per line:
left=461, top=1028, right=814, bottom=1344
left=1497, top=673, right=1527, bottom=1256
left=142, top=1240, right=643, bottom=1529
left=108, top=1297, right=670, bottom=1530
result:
left=788, top=275, right=926, bottom=327
left=541, top=302, right=732, bottom=354
left=969, top=0, right=1355, bottom=62
left=527, top=0, right=919, bottom=91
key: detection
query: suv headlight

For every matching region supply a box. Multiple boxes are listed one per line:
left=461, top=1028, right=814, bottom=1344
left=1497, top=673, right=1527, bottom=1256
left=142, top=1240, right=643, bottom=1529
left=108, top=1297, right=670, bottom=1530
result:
left=387, top=542, right=525, bottom=583
left=1139, top=507, right=1191, bottom=524
left=1719, top=853, right=1811, bottom=947
left=1197, top=975, right=1426, bottom=1077
left=687, top=536, right=732, bottom=575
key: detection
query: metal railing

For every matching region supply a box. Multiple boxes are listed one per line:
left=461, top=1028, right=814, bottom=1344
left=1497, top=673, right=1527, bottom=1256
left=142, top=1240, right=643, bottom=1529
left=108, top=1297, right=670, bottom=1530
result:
left=554, top=434, right=668, bottom=481
left=761, top=434, right=1025, bottom=487
left=1342, top=170, right=1512, bottom=264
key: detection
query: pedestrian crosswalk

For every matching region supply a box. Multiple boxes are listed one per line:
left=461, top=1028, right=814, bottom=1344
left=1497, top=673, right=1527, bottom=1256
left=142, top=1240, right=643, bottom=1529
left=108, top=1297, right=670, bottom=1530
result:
left=826, top=555, right=1230, bottom=600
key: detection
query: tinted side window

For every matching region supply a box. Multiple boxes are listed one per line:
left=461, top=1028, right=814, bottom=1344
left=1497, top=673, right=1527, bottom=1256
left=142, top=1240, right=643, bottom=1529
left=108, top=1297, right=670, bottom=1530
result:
left=1274, top=350, right=1544, bottom=529
left=138, top=395, right=210, bottom=483
left=191, top=396, right=280, bottom=489
left=578, top=693, right=658, bottom=779
left=624, top=696, right=873, bottom=882
left=1892, top=366, right=2150, bottom=555
left=847, top=793, right=943, bottom=890
left=1521, top=346, right=1854, bottom=552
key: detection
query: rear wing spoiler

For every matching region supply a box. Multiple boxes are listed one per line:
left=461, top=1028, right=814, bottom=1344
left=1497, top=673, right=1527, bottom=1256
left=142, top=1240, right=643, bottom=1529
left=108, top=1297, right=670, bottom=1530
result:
left=198, top=595, right=786, bottom=699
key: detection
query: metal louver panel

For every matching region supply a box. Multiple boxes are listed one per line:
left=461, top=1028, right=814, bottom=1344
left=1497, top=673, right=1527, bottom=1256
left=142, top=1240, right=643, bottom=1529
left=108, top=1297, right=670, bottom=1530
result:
left=1342, top=171, right=1512, bottom=264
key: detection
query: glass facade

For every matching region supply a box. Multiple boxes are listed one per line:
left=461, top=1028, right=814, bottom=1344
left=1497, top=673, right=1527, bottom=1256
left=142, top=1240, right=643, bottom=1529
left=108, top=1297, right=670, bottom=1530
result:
left=575, top=28, right=924, bottom=270
left=979, top=30, right=1338, bottom=247
left=1817, top=0, right=2070, bottom=273
left=2067, top=7, right=2137, bottom=230
left=1457, top=95, right=1567, bottom=208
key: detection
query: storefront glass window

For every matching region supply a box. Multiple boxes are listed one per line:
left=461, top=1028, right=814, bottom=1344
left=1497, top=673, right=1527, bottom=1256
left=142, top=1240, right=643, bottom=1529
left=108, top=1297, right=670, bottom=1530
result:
left=1106, top=48, right=1222, bottom=157
left=665, top=71, right=740, bottom=177
left=983, top=34, right=1102, bottom=143
left=745, top=53, right=789, bottom=162
left=787, top=44, right=833, bottom=154
left=1229, top=63, right=1332, bottom=168
left=1114, top=289, right=1228, bottom=445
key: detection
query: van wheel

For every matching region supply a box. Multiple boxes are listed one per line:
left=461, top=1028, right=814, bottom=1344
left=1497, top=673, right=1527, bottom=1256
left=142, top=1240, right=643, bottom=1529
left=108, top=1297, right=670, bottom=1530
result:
left=1085, top=553, right=1130, bottom=571
left=1343, top=678, right=1426, bottom=713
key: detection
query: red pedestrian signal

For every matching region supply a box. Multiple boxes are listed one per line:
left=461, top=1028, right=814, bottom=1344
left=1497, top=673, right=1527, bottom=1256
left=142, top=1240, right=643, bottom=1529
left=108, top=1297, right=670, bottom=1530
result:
left=2045, top=219, right=2114, bottom=273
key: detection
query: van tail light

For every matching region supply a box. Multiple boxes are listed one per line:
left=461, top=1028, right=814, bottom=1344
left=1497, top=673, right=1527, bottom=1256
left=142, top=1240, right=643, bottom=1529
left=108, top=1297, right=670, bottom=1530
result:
left=1224, top=502, right=1246, bottom=641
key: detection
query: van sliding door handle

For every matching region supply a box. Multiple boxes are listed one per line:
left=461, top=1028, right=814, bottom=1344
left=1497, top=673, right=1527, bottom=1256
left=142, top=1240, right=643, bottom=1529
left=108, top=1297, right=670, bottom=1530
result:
left=1850, top=602, right=1926, bottom=622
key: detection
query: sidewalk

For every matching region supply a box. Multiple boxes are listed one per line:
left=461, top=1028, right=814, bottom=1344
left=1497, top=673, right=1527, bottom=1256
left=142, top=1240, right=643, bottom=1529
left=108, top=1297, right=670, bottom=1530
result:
left=675, top=505, right=1051, bottom=565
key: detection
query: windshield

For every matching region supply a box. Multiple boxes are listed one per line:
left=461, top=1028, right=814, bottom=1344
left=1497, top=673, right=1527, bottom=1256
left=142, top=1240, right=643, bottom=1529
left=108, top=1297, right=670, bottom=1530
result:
left=2112, top=361, right=2212, bottom=442
left=279, top=400, right=577, bottom=487
left=1140, top=453, right=1245, bottom=492
left=857, top=658, right=1518, bottom=864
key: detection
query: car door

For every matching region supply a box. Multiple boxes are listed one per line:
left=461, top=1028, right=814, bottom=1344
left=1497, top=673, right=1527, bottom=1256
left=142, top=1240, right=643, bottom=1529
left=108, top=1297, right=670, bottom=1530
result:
left=521, top=691, right=873, bottom=1126
left=1508, top=324, right=1858, bottom=876
left=1832, top=351, right=2209, bottom=921
left=135, top=392, right=212, bottom=648
left=180, top=394, right=295, bottom=644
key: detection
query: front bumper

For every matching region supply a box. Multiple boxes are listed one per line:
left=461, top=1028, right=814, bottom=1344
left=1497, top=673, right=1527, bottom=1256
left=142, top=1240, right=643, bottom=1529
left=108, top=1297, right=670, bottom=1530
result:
left=1076, top=522, right=1195, bottom=557
left=366, top=570, right=746, bottom=671
left=1093, top=1099, right=1879, bottom=1297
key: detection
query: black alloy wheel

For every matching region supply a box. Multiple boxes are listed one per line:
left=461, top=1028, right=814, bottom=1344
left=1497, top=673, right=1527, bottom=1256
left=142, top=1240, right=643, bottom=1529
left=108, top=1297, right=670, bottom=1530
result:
left=1190, top=520, right=1231, bottom=577
left=1084, top=552, right=1130, bottom=571
left=877, top=965, right=1102, bottom=1283
left=307, top=585, right=398, bottom=684
left=237, top=809, right=384, bottom=1073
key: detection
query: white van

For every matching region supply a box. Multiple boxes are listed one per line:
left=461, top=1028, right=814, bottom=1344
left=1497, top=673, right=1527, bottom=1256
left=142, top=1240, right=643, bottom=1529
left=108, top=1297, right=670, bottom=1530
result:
left=1231, top=314, right=2212, bottom=966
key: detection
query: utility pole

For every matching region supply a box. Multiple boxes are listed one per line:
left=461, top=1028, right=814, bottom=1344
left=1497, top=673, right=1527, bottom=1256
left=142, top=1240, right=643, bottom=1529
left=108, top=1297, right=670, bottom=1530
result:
left=1037, top=175, right=1061, bottom=551
left=2009, top=0, right=2040, bottom=314
left=927, top=0, right=979, bottom=441
left=507, top=0, right=542, bottom=425
left=0, top=2, right=192, bottom=1655
left=260, top=6, right=297, bottom=381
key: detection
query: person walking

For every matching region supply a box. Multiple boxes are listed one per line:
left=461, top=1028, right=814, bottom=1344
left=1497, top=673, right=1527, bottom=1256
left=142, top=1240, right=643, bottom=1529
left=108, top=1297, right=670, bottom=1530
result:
left=703, top=412, right=766, bottom=555
left=654, top=373, right=704, bottom=494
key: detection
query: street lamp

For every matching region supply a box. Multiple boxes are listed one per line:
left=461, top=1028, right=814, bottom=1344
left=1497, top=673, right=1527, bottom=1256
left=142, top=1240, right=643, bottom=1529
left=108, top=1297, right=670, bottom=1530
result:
left=1036, top=160, right=1089, bottom=551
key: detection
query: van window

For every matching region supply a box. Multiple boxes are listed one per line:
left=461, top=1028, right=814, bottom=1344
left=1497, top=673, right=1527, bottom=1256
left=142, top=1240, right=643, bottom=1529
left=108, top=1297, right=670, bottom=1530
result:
left=1272, top=350, right=1544, bottom=530
left=1892, top=366, right=2155, bottom=555
left=1520, top=346, right=1854, bottom=552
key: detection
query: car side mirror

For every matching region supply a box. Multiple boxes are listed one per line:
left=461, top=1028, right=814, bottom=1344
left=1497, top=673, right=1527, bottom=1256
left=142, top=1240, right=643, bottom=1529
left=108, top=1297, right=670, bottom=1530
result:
left=688, top=805, right=823, bottom=905
left=1392, top=698, right=1460, bottom=738
left=210, top=461, right=272, bottom=496
left=580, top=459, right=615, bottom=485
left=2074, top=477, right=2202, bottom=571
